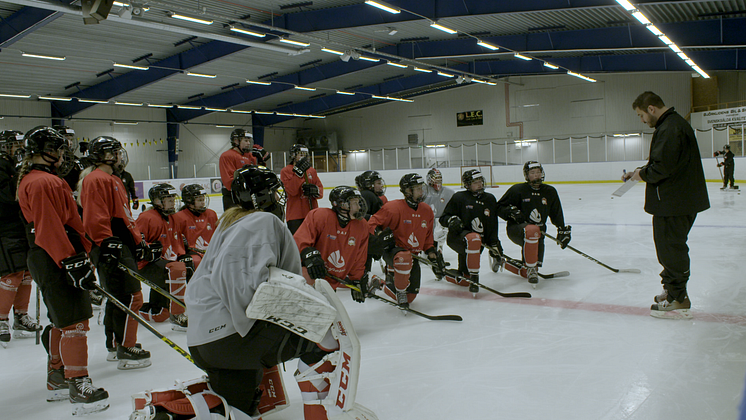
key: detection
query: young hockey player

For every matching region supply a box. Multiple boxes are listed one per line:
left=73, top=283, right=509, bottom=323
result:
left=79, top=136, right=156, bottom=369
left=17, top=126, right=109, bottom=414
left=218, top=128, right=256, bottom=211
left=0, top=130, right=42, bottom=345
left=136, top=184, right=192, bottom=332
left=186, top=165, right=378, bottom=420
left=53, top=126, right=83, bottom=194
left=423, top=168, right=455, bottom=280
left=439, top=169, right=503, bottom=293
left=294, top=186, right=371, bottom=301
left=280, top=144, right=323, bottom=234
left=496, top=161, right=571, bottom=286
left=368, top=173, right=441, bottom=307
left=173, top=184, right=218, bottom=268
left=355, top=170, right=388, bottom=219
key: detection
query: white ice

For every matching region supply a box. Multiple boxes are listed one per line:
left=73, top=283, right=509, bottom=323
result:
left=2, top=182, right=745, bottom=420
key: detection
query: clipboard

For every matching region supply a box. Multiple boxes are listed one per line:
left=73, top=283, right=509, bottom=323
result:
left=612, top=179, right=639, bottom=197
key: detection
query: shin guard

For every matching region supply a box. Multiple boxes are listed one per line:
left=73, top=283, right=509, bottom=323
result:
left=165, top=261, right=187, bottom=316
left=523, top=225, right=541, bottom=268
left=60, top=320, right=89, bottom=379
left=464, top=232, right=482, bottom=276
left=123, top=291, right=144, bottom=347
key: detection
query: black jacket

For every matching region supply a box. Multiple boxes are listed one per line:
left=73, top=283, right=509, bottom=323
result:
left=439, top=190, right=500, bottom=246
left=0, top=155, right=25, bottom=237
left=496, top=182, right=565, bottom=231
left=639, top=107, right=710, bottom=216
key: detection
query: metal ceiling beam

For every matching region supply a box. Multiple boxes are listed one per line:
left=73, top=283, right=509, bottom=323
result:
left=0, top=5, right=65, bottom=48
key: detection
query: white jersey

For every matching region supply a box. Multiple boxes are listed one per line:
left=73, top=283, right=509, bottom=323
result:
left=424, top=184, right=456, bottom=220
left=186, top=211, right=302, bottom=347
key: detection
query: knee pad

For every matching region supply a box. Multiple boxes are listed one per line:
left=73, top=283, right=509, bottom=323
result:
left=464, top=232, right=482, bottom=274
left=523, top=225, right=541, bottom=266
left=391, top=251, right=412, bottom=292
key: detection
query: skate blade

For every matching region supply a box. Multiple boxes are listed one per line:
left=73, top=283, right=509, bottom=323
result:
left=117, top=359, right=152, bottom=370
left=650, top=308, right=692, bottom=320
left=12, top=330, right=39, bottom=339
left=72, top=399, right=110, bottom=416
left=106, top=352, right=118, bottom=362
left=170, top=324, right=187, bottom=332
left=47, top=389, right=69, bottom=402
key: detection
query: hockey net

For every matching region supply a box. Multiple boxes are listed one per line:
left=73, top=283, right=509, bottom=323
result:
left=460, top=165, right=495, bottom=188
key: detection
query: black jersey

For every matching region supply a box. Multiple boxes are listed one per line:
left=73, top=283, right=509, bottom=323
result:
left=0, top=156, right=25, bottom=236
left=496, top=183, right=565, bottom=230
left=360, top=189, right=384, bottom=220
left=439, top=190, right=499, bottom=246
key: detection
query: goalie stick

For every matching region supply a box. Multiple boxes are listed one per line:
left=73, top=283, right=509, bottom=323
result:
left=544, top=233, right=641, bottom=273
left=118, top=263, right=186, bottom=308
left=329, top=274, right=462, bottom=321
left=412, top=254, right=532, bottom=298
left=483, top=245, right=570, bottom=279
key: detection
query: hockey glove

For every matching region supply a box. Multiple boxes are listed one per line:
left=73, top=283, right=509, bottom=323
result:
left=132, top=199, right=139, bottom=210
left=426, top=247, right=446, bottom=278
left=717, top=162, right=724, bottom=168
left=301, top=183, right=320, bottom=198
left=557, top=225, right=572, bottom=249
left=487, top=243, right=504, bottom=272
left=62, top=253, right=97, bottom=290
left=447, top=215, right=463, bottom=232
left=177, top=254, right=195, bottom=281
left=292, top=156, right=311, bottom=177
left=507, top=205, right=525, bottom=223
left=301, top=247, right=328, bottom=280
left=251, top=150, right=266, bottom=165
left=100, top=236, right=123, bottom=267
left=349, top=273, right=369, bottom=303
left=137, top=241, right=162, bottom=263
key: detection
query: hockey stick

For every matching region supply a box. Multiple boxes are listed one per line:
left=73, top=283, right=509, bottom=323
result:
left=118, top=264, right=186, bottom=309
left=303, top=172, right=315, bottom=210
left=544, top=233, right=641, bottom=273
left=715, top=155, right=725, bottom=184
left=188, top=247, right=205, bottom=255
left=35, top=282, right=41, bottom=345
left=483, top=245, right=570, bottom=279
left=412, top=254, right=532, bottom=298
left=92, top=284, right=194, bottom=364
left=329, top=274, right=462, bottom=321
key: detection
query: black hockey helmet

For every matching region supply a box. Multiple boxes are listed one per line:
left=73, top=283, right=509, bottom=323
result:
left=724, top=144, right=731, bottom=150
left=231, top=165, right=286, bottom=218
left=230, top=128, right=253, bottom=152
left=148, top=183, right=180, bottom=216
left=357, top=170, right=386, bottom=195
left=400, top=173, right=427, bottom=207
left=23, top=126, right=75, bottom=175
left=289, top=143, right=309, bottom=163
left=89, top=136, right=128, bottom=170
left=427, top=168, right=443, bottom=192
left=0, top=130, right=24, bottom=157
left=329, top=186, right=367, bottom=225
left=462, top=169, right=485, bottom=196
left=52, top=125, right=78, bottom=154
left=523, top=161, right=545, bottom=188
left=181, top=184, right=209, bottom=214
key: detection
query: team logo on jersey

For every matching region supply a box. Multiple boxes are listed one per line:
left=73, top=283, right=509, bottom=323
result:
left=466, top=205, right=473, bottom=209
left=407, top=232, right=420, bottom=248
left=327, top=234, right=337, bottom=240
left=348, top=237, right=356, bottom=246
left=421, top=221, right=427, bottom=229
left=529, top=208, right=542, bottom=223
left=542, top=198, right=547, bottom=206
left=328, top=250, right=345, bottom=269
left=165, top=245, right=177, bottom=261
left=195, top=237, right=208, bottom=250
left=471, top=218, right=484, bottom=233
left=484, top=209, right=490, bottom=216
left=403, top=220, right=412, bottom=224
left=207, top=224, right=212, bottom=231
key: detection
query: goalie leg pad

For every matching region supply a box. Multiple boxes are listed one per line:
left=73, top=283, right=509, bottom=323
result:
left=165, top=261, right=187, bottom=315
left=257, top=365, right=289, bottom=417
left=523, top=224, right=541, bottom=267
left=245, top=267, right=337, bottom=344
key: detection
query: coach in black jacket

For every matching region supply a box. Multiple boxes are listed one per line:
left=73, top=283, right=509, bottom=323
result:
left=624, top=91, right=710, bottom=318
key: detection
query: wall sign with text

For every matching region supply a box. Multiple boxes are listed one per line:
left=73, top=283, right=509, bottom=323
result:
left=457, top=110, right=483, bottom=127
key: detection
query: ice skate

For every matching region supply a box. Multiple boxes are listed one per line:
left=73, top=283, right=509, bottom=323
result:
left=13, top=312, right=42, bottom=339
left=654, top=288, right=668, bottom=303
left=0, top=319, right=9, bottom=348
left=107, top=343, right=141, bottom=362
left=169, top=313, right=188, bottom=332
left=468, top=273, right=479, bottom=296
left=47, top=367, right=69, bottom=402
left=650, top=295, right=692, bottom=320
left=69, top=376, right=109, bottom=415
left=526, top=266, right=539, bottom=288
left=490, top=255, right=501, bottom=273
left=117, top=344, right=152, bottom=370
left=395, top=290, right=409, bottom=312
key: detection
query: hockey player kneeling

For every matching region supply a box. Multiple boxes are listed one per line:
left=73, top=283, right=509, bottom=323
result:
left=176, top=165, right=377, bottom=420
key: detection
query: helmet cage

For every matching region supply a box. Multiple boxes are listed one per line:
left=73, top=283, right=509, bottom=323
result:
left=149, top=184, right=180, bottom=216
left=330, top=186, right=368, bottom=222
left=462, top=169, right=486, bottom=195
left=231, top=165, right=286, bottom=214
left=400, top=173, right=427, bottom=205
left=181, top=184, right=210, bottom=214
left=427, top=168, right=443, bottom=191
left=523, top=161, right=545, bottom=187
left=289, top=144, right=309, bottom=163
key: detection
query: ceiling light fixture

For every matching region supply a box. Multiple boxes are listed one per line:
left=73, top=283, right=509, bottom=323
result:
left=364, top=0, right=400, bottom=14
left=615, top=0, right=636, bottom=11
left=279, top=38, right=311, bottom=47
left=413, top=67, right=431, bottom=73
left=430, top=22, right=457, bottom=34
left=38, top=96, right=72, bottom=101
left=514, top=53, right=532, bottom=61
left=0, top=93, right=31, bottom=98
left=437, top=71, right=455, bottom=77
left=230, top=110, right=252, bottom=114
left=386, top=61, right=407, bottom=68
left=216, top=125, right=235, bottom=128
left=544, top=62, right=559, bottom=69
left=186, top=72, right=217, bottom=78
left=247, top=80, right=272, bottom=85
left=147, top=104, right=173, bottom=108
left=476, top=40, right=499, bottom=51
left=115, top=101, right=143, bottom=106
left=336, top=90, right=355, bottom=95
left=22, top=52, right=65, bottom=61
left=631, top=11, right=651, bottom=25
left=295, top=86, right=316, bottom=91
left=645, top=24, right=663, bottom=36
left=78, top=98, right=110, bottom=104
left=205, top=107, right=227, bottom=112
left=113, top=121, right=139, bottom=125
left=358, top=56, right=380, bottom=62
left=168, top=12, right=213, bottom=25
left=230, top=26, right=266, bottom=37
left=254, top=111, right=275, bottom=115
left=113, top=1, right=130, bottom=6
left=567, top=71, right=597, bottom=82
left=321, top=48, right=344, bottom=55
left=114, top=63, right=149, bottom=70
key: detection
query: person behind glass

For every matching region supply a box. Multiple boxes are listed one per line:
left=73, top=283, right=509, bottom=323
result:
left=0, top=130, right=43, bottom=346
left=715, top=144, right=736, bottom=190
left=136, top=184, right=192, bottom=332
left=172, top=184, right=218, bottom=269
left=355, top=170, right=388, bottom=219
left=219, top=128, right=256, bottom=211
left=495, top=161, right=571, bottom=287
left=16, top=126, right=109, bottom=414
left=186, top=165, right=377, bottom=420
left=624, top=91, right=710, bottom=319
left=280, top=144, right=323, bottom=234
left=78, top=136, right=156, bottom=370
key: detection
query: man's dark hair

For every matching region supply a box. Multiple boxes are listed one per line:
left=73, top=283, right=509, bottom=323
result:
left=632, top=91, right=665, bottom=110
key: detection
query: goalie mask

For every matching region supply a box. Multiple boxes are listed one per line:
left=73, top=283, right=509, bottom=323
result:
left=89, top=136, right=128, bottom=172
left=523, top=161, right=545, bottom=189
left=427, top=168, right=443, bottom=192
left=462, top=169, right=485, bottom=197
left=231, top=165, right=286, bottom=220
left=329, top=186, right=367, bottom=227
left=23, top=126, right=75, bottom=176
left=399, top=173, right=427, bottom=208
left=149, top=183, right=180, bottom=216
left=181, top=184, right=209, bottom=214
left=230, top=128, right=253, bottom=153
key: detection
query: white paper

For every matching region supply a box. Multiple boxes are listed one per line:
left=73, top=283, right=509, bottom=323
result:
left=612, top=179, right=639, bottom=197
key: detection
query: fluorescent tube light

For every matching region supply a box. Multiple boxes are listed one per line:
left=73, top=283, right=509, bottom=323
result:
left=294, top=86, right=316, bottom=91
left=279, top=38, right=310, bottom=47
left=169, top=12, right=213, bottom=25
left=631, top=11, right=650, bottom=25
left=476, top=40, right=499, bottom=51
left=114, top=63, right=149, bottom=70
left=0, top=94, right=31, bottom=98
left=387, top=61, right=407, bottom=68
left=321, top=48, right=344, bottom=55
left=567, top=71, right=597, bottom=82
left=430, top=23, right=457, bottom=34
left=78, top=98, right=109, bottom=104
left=514, top=53, right=532, bottom=61
left=186, top=72, right=216, bottom=78
left=615, top=0, right=635, bottom=11
left=413, top=67, right=431, bottom=73
left=230, top=27, right=265, bottom=37
left=646, top=25, right=663, bottom=36
left=544, top=62, right=559, bottom=69
left=364, top=0, right=400, bottom=14
left=437, top=72, right=455, bottom=77
left=247, top=80, right=272, bottom=85
left=39, top=96, right=72, bottom=101
left=216, top=125, right=235, bottom=128
left=113, top=121, right=138, bottom=125
left=114, top=101, right=143, bottom=106
left=359, top=56, right=380, bottom=62
left=337, top=90, right=355, bottom=95
left=176, top=105, right=201, bottom=110
left=22, top=52, right=65, bottom=61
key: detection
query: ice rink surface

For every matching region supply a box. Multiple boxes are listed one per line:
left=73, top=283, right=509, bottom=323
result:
left=2, top=181, right=745, bottom=420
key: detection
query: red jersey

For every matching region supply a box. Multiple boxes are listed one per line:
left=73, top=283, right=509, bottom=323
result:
left=80, top=168, right=141, bottom=247
left=280, top=165, right=323, bottom=221
left=219, top=148, right=256, bottom=191
left=172, top=208, right=218, bottom=252
left=380, top=195, right=388, bottom=204
left=294, top=208, right=368, bottom=284
left=368, top=199, right=434, bottom=254
left=18, top=169, right=91, bottom=266
left=136, top=209, right=185, bottom=269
